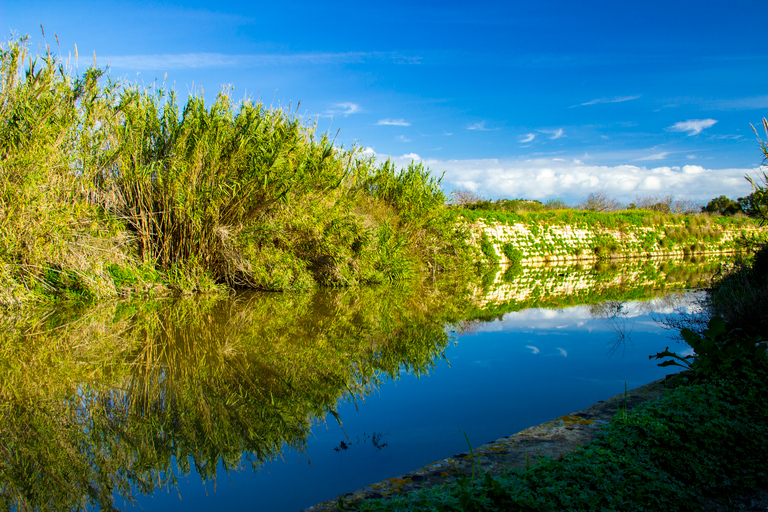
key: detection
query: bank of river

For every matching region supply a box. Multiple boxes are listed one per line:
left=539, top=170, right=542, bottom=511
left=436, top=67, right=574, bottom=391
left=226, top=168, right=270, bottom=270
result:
left=305, top=376, right=673, bottom=511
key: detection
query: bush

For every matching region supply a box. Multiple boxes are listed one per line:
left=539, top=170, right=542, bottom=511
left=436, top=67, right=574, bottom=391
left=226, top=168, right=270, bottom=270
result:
left=501, top=243, right=523, bottom=264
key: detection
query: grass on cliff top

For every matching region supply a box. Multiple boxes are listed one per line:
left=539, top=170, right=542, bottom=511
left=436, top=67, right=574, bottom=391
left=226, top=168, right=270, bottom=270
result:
left=459, top=207, right=758, bottom=230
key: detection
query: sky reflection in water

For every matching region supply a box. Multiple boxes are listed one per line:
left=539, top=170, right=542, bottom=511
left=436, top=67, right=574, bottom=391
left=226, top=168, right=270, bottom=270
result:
left=123, top=291, right=698, bottom=512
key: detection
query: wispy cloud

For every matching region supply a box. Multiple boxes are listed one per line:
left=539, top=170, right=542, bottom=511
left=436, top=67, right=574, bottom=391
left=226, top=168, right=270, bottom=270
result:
left=703, top=95, right=768, bottom=111
left=667, top=119, right=718, bottom=136
left=397, top=135, right=412, bottom=142
left=557, top=348, right=568, bottom=357
left=326, top=102, right=361, bottom=116
left=538, top=128, right=564, bottom=140
left=571, top=95, right=641, bottom=108
left=377, top=118, right=411, bottom=126
left=519, top=133, right=536, bottom=143
left=526, top=345, right=540, bottom=354
left=467, top=121, right=491, bottom=131
left=97, top=51, right=420, bottom=70
left=635, top=152, right=669, bottom=161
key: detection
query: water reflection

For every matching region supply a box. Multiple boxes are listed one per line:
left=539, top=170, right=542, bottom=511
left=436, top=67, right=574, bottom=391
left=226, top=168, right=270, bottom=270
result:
left=0, top=280, right=472, bottom=511
left=0, top=256, right=730, bottom=511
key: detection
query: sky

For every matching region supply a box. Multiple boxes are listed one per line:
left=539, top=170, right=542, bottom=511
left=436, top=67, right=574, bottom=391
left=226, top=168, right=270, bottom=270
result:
left=4, top=0, right=768, bottom=205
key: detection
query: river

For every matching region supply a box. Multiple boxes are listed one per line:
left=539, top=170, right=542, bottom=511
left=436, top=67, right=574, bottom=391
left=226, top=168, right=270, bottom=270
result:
left=0, top=256, right=719, bottom=511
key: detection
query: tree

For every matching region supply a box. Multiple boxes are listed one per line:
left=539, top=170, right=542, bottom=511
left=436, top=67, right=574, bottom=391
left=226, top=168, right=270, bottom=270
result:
left=578, top=191, right=622, bottom=212
left=702, top=195, right=743, bottom=216
left=449, top=188, right=484, bottom=207
left=545, top=198, right=569, bottom=210
left=739, top=191, right=768, bottom=221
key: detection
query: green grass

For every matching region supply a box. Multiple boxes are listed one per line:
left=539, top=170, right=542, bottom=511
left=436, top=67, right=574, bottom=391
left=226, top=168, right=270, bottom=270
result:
left=459, top=207, right=758, bottom=230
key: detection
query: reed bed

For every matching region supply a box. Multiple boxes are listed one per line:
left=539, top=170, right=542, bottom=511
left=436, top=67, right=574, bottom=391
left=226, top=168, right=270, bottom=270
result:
left=0, top=36, right=474, bottom=305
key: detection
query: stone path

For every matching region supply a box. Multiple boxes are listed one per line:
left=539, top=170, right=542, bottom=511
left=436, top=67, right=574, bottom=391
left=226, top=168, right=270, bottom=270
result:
left=303, top=376, right=674, bottom=511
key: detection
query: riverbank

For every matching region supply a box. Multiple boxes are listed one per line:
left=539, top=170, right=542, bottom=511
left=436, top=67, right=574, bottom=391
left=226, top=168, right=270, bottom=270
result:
left=305, top=349, right=768, bottom=511
left=304, top=376, right=675, bottom=511
left=465, top=209, right=767, bottom=267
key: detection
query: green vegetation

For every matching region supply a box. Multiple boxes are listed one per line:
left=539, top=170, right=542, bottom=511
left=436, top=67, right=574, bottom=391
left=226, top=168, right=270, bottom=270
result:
left=459, top=207, right=755, bottom=230
left=0, top=36, right=473, bottom=306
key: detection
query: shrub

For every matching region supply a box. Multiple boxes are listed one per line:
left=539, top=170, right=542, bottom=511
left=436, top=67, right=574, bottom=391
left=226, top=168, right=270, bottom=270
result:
left=501, top=243, right=523, bottom=264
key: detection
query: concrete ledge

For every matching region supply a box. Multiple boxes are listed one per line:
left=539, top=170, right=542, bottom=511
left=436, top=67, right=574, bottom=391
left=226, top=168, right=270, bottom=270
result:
left=303, top=376, right=675, bottom=511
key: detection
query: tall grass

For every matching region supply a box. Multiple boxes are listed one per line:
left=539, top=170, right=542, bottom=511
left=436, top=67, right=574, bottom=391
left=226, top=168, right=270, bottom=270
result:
left=0, top=36, right=128, bottom=304
left=0, top=35, right=474, bottom=303
left=109, top=89, right=347, bottom=283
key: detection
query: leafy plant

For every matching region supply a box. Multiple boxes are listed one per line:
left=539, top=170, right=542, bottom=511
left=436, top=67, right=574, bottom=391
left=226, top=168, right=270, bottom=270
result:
left=651, top=316, right=767, bottom=378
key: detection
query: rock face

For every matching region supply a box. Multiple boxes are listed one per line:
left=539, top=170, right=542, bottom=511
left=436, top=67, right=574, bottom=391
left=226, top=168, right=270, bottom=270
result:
left=303, top=377, right=674, bottom=512
left=469, top=217, right=767, bottom=265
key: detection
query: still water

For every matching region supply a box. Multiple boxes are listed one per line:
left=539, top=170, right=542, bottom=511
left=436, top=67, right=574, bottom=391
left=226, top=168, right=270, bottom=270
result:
left=124, top=296, right=693, bottom=512
left=0, top=258, right=714, bottom=512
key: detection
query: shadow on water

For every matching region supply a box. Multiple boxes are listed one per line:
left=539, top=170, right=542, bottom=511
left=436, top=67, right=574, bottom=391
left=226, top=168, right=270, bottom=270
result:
left=0, top=255, right=732, bottom=510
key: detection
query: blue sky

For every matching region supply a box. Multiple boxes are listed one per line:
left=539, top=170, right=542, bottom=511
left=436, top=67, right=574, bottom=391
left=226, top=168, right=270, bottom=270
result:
left=5, top=1, right=768, bottom=204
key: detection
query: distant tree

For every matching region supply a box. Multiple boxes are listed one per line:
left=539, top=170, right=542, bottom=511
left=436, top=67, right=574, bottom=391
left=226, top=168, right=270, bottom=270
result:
left=578, top=191, right=622, bottom=212
left=702, top=195, right=743, bottom=216
left=495, top=198, right=545, bottom=212
left=545, top=198, right=569, bottom=210
left=632, top=194, right=700, bottom=214
left=634, top=194, right=674, bottom=213
left=449, top=188, right=484, bottom=207
left=671, top=199, right=702, bottom=215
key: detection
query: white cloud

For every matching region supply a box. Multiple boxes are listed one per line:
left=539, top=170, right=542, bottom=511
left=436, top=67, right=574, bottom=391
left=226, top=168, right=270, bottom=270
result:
left=538, top=128, right=564, bottom=140
left=377, top=118, right=411, bottom=126
left=520, top=133, right=536, bottom=143
left=402, top=153, right=421, bottom=160
left=467, top=121, right=491, bottom=131
left=369, top=149, right=755, bottom=204
left=635, top=152, right=669, bottom=161
left=668, top=119, right=718, bottom=136
left=572, top=95, right=641, bottom=108
left=526, top=346, right=540, bottom=354
left=438, top=159, right=749, bottom=203
left=557, top=348, right=568, bottom=357
left=327, top=102, right=361, bottom=116
left=397, top=135, right=412, bottom=142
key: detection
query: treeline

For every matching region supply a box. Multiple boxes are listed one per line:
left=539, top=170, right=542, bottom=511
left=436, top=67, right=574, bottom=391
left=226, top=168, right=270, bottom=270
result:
left=452, top=188, right=767, bottom=220
left=0, top=37, right=474, bottom=305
